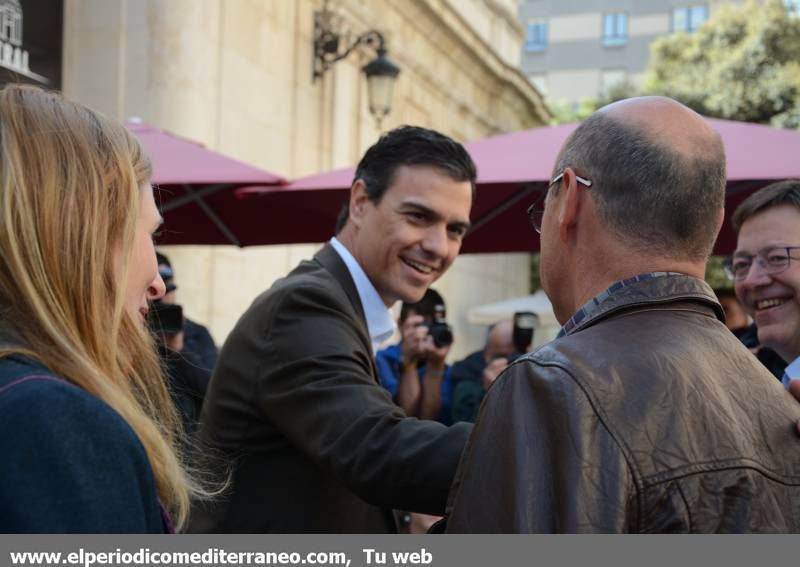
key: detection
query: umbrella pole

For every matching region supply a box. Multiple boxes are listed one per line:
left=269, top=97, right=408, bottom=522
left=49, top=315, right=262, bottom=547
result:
left=163, top=184, right=243, bottom=247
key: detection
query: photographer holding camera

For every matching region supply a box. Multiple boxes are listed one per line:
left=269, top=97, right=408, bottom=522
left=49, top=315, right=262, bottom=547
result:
left=376, top=288, right=455, bottom=425
left=156, top=253, right=218, bottom=372
left=151, top=253, right=213, bottom=442
left=451, top=312, right=537, bottom=423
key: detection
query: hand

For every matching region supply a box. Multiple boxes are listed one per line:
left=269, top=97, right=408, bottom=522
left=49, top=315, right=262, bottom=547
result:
left=482, top=357, right=508, bottom=391
left=408, top=512, right=442, bottom=534
left=165, top=330, right=184, bottom=353
left=421, top=333, right=451, bottom=369
left=400, top=314, right=429, bottom=362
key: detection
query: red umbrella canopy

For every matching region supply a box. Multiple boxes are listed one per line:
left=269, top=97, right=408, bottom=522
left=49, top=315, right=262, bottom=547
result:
left=462, top=118, right=800, bottom=255
left=126, top=121, right=287, bottom=246
left=247, top=118, right=800, bottom=254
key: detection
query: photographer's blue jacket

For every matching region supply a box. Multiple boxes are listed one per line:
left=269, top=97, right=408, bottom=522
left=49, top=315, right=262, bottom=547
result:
left=375, top=343, right=454, bottom=425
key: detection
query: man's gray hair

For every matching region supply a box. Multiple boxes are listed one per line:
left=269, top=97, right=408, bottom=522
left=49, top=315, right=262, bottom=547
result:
left=731, top=179, right=800, bottom=232
left=552, top=113, right=726, bottom=260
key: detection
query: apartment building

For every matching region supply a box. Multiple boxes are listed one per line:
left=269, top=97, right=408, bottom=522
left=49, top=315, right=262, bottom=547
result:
left=517, top=0, right=775, bottom=105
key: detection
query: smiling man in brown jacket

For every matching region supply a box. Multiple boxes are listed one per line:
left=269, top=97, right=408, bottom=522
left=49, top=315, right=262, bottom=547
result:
left=190, top=126, right=475, bottom=533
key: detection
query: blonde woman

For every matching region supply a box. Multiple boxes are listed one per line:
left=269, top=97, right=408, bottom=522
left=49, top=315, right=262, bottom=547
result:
left=0, top=85, right=198, bottom=532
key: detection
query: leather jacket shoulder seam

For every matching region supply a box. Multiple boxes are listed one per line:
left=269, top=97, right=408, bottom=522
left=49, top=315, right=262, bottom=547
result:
left=524, top=358, right=648, bottom=515
left=527, top=359, right=642, bottom=462
left=642, top=458, right=800, bottom=486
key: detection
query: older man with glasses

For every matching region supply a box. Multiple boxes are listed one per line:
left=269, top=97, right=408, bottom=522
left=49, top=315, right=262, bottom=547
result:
left=441, top=96, right=800, bottom=533
left=729, top=180, right=800, bottom=394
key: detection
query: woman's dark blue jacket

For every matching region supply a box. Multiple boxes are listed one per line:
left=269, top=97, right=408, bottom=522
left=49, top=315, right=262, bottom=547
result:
left=0, top=355, right=168, bottom=533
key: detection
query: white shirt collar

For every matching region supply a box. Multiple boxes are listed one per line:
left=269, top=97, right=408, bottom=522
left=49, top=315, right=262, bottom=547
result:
left=784, top=356, right=800, bottom=379
left=329, top=237, right=396, bottom=354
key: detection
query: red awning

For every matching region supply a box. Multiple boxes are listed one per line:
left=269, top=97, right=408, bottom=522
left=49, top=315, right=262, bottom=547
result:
left=127, top=121, right=287, bottom=247
left=248, top=118, right=800, bottom=255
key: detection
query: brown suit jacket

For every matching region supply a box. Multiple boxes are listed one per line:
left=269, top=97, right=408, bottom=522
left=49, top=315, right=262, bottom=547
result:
left=189, top=244, right=471, bottom=533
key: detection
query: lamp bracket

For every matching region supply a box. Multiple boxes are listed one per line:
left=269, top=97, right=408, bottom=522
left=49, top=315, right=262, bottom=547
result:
left=313, top=8, right=387, bottom=81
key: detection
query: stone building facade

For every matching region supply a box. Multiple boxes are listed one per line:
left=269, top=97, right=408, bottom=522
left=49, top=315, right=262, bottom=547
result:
left=63, top=0, right=549, bottom=358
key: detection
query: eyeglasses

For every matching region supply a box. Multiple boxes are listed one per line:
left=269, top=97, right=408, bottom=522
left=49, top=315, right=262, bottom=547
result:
left=723, top=246, right=800, bottom=281
left=526, top=172, right=593, bottom=234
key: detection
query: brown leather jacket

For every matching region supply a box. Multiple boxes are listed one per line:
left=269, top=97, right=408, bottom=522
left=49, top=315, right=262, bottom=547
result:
left=445, top=275, right=800, bottom=533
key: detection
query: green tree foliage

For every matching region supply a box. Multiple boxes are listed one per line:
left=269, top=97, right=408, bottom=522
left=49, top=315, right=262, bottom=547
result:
left=643, top=0, right=800, bottom=128
left=549, top=80, right=640, bottom=124
left=706, top=255, right=733, bottom=291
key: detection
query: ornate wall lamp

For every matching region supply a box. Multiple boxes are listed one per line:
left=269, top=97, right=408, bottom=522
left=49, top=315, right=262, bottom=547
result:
left=313, top=2, right=401, bottom=128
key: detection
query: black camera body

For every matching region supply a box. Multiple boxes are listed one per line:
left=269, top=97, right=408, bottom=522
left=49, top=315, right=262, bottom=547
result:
left=149, top=301, right=184, bottom=337
left=419, top=303, right=453, bottom=348
left=512, top=311, right=537, bottom=353
left=423, top=320, right=453, bottom=348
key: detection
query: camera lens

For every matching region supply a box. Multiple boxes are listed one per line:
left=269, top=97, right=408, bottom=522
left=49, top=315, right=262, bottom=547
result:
left=429, top=322, right=453, bottom=348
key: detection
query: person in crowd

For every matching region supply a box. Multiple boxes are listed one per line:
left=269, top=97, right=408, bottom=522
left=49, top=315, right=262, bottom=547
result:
left=156, top=252, right=218, bottom=373
left=0, top=85, right=202, bottom=532
left=444, top=96, right=800, bottom=533
left=729, top=179, right=800, bottom=391
left=714, top=288, right=749, bottom=334
left=450, top=320, right=515, bottom=423
left=376, top=288, right=455, bottom=533
left=150, top=252, right=214, bottom=441
left=376, top=288, right=454, bottom=425
left=715, top=286, right=786, bottom=379
left=190, top=126, right=476, bottom=533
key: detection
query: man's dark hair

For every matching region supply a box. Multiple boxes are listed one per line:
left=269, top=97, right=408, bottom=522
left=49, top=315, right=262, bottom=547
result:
left=336, top=126, right=477, bottom=233
left=731, top=179, right=800, bottom=232
left=552, top=113, right=726, bottom=260
left=399, top=288, right=445, bottom=324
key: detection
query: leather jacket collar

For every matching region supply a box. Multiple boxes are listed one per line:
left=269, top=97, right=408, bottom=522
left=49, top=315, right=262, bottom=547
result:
left=566, top=274, right=725, bottom=337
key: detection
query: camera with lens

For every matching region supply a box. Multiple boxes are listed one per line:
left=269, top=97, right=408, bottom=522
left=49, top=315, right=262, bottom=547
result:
left=513, top=311, right=537, bottom=351
left=502, top=311, right=538, bottom=364
left=420, top=304, right=453, bottom=348
left=149, top=301, right=184, bottom=338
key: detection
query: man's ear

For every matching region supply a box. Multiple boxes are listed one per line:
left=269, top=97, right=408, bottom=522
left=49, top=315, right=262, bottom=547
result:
left=558, top=167, right=582, bottom=242
left=349, top=179, right=370, bottom=228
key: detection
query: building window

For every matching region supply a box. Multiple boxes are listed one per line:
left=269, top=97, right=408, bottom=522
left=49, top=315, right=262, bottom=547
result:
left=525, top=20, right=548, bottom=52
left=0, top=2, right=22, bottom=45
left=602, top=13, right=628, bottom=46
left=672, top=5, right=708, bottom=33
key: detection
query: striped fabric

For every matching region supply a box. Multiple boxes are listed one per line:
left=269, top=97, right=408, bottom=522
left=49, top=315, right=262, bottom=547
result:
left=557, top=272, right=683, bottom=338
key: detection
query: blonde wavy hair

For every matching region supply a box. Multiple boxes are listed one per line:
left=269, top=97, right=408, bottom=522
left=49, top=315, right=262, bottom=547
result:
left=0, top=84, right=198, bottom=529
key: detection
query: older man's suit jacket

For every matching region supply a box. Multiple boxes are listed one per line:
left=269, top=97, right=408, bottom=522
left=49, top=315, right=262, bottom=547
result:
left=189, top=244, right=471, bottom=533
